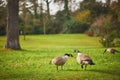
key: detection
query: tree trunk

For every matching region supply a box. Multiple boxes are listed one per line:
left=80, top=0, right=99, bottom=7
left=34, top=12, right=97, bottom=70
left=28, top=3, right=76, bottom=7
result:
left=5, top=0, right=21, bottom=50
left=46, top=0, right=51, bottom=20
left=33, top=0, right=38, bottom=18
left=64, top=0, right=70, bottom=19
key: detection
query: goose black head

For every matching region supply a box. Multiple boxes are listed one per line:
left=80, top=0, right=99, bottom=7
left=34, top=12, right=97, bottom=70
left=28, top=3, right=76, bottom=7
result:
left=64, top=53, right=73, bottom=57
left=74, top=49, right=80, bottom=53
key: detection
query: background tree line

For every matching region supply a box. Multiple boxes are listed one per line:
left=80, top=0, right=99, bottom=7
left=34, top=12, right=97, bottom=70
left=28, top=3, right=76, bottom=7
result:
left=0, top=0, right=120, bottom=47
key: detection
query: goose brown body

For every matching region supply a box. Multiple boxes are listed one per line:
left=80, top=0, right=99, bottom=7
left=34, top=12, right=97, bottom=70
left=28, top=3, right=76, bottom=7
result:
left=52, top=56, right=67, bottom=66
left=103, top=48, right=120, bottom=54
left=74, top=50, right=95, bottom=70
left=77, top=54, right=92, bottom=64
left=51, top=53, right=73, bottom=70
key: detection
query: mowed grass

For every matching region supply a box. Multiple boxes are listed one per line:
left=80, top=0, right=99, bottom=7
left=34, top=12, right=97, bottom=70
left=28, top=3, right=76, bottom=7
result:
left=0, top=34, right=120, bottom=80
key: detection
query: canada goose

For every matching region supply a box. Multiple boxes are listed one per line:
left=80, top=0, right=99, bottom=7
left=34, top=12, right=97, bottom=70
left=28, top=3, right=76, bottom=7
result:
left=50, top=53, right=73, bottom=70
left=103, top=48, right=120, bottom=54
left=74, top=50, right=95, bottom=70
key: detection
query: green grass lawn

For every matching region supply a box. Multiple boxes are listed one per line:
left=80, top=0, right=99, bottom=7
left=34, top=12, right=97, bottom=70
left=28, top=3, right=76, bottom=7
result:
left=0, top=34, right=120, bottom=80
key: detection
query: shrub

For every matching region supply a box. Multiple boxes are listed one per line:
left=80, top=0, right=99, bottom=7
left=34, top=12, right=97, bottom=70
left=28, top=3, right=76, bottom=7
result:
left=112, top=38, right=120, bottom=47
left=62, top=19, right=90, bottom=33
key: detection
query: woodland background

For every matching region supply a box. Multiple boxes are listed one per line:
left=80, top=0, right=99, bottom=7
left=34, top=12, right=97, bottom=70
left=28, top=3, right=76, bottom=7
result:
left=0, top=0, right=120, bottom=47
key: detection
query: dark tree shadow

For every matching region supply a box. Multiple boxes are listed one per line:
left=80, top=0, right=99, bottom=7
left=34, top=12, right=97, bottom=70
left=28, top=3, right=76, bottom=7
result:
left=65, top=68, right=120, bottom=76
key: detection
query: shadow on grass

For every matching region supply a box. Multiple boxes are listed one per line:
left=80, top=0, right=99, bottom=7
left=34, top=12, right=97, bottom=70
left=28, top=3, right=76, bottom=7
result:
left=90, top=69, right=120, bottom=76
left=64, top=69, right=82, bottom=71
left=1, top=69, right=120, bottom=79
left=65, top=69, right=120, bottom=76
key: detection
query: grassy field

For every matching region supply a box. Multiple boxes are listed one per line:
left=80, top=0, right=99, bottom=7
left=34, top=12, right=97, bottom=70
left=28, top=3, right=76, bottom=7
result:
left=0, top=34, right=120, bottom=80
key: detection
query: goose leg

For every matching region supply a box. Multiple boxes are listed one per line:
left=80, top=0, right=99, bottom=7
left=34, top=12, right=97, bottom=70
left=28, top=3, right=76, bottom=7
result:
left=56, top=66, right=58, bottom=70
left=61, top=66, right=63, bottom=70
left=84, top=64, right=87, bottom=70
left=81, top=64, right=84, bottom=69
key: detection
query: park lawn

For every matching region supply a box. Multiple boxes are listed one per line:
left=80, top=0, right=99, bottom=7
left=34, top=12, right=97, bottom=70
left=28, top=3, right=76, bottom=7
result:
left=0, top=34, right=120, bottom=80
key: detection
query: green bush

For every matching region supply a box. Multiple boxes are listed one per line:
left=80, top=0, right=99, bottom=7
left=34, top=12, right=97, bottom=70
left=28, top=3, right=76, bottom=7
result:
left=99, top=36, right=115, bottom=47
left=62, top=19, right=90, bottom=33
left=113, top=38, right=120, bottom=47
